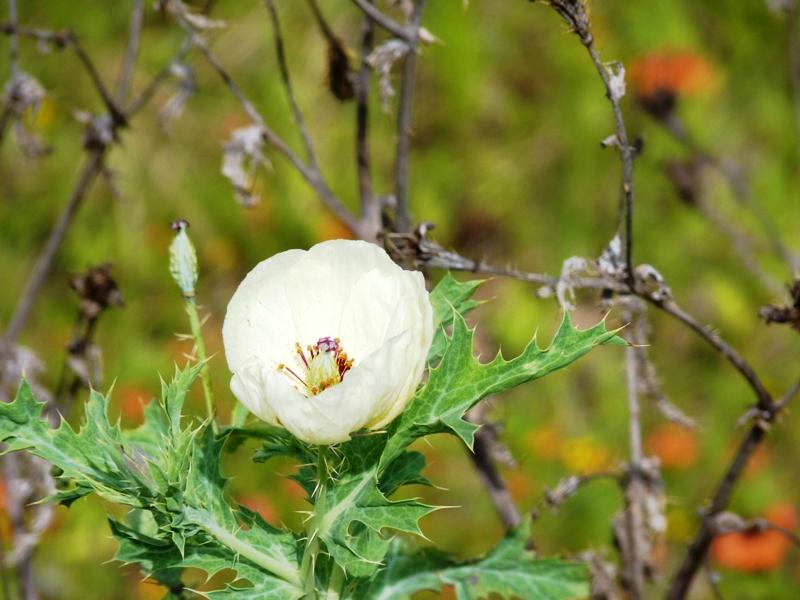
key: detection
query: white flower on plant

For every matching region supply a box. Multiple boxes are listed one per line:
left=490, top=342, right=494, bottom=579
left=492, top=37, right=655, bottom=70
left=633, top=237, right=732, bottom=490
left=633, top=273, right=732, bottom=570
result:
left=222, top=239, right=434, bottom=445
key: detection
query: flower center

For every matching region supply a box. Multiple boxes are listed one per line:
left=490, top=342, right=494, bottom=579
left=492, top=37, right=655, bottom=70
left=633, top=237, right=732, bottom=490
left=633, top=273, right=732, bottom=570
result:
left=279, top=336, right=354, bottom=395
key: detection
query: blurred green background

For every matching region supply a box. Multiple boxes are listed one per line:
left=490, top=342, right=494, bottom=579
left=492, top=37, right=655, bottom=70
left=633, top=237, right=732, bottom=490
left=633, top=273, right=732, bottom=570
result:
left=2, top=0, right=800, bottom=598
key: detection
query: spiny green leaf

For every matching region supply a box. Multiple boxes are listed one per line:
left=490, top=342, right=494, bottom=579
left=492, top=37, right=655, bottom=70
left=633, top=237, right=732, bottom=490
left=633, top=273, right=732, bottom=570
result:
left=377, top=450, right=431, bottom=497
left=246, top=424, right=315, bottom=466
left=428, top=274, right=485, bottom=365
left=381, top=311, right=625, bottom=468
left=318, top=438, right=437, bottom=578
left=126, top=399, right=169, bottom=460
left=111, top=517, right=302, bottom=600
left=0, top=381, right=155, bottom=507
left=162, top=362, right=206, bottom=436
left=352, top=517, right=588, bottom=600
left=182, top=428, right=303, bottom=589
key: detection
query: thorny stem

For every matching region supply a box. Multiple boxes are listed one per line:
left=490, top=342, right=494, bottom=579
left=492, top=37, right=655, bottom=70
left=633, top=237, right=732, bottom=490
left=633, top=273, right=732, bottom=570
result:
left=349, top=0, right=413, bottom=42
left=67, top=33, right=127, bottom=127
left=658, top=116, right=800, bottom=276
left=624, top=340, right=645, bottom=599
left=641, top=295, right=773, bottom=411
left=786, top=3, right=800, bottom=176
left=4, top=149, right=106, bottom=343
left=585, top=45, right=635, bottom=288
left=115, top=0, right=144, bottom=106
left=666, top=423, right=769, bottom=600
left=172, top=10, right=363, bottom=238
left=394, top=0, right=428, bottom=234
left=124, top=39, right=193, bottom=118
left=205, top=523, right=303, bottom=589
left=184, top=296, right=217, bottom=433
left=356, top=1, right=379, bottom=241
left=546, top=1, right=635, bottom=285
left=266, top=0, right=319, bottom=170
left=324, top=563, right=345, bottom=600
left=52, top=316, right=100, bottom=426
left=465, top=408, right=521, bottom=530
left=416, top=235, right=794, bottom=599
left=8, top=0, right=19, bottom=79
left=300, top=446, right=330, bottom=599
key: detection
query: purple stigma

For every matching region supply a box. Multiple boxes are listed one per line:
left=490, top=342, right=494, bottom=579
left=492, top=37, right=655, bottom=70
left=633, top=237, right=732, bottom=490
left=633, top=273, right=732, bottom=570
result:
left=316, top=337, right=339, bottom=353
left=170, top=219, right=190, bottom=231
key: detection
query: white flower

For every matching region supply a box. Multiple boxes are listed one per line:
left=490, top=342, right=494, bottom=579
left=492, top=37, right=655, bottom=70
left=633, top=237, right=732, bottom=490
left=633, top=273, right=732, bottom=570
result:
left=222, top=239, right=434, bottom=445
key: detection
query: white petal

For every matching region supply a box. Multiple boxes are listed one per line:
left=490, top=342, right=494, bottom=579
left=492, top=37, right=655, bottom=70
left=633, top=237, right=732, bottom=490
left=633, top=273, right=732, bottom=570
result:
left=230, top=359, right=281, bottom=426
left=222, top=249, right=305, bottom=372
left=261, top=368, right=354, bottom=445
left=223, top=239, right=435, bottom=446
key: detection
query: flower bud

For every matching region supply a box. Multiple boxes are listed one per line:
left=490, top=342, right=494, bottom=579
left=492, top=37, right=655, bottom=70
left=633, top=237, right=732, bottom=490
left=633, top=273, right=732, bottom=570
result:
left=169, top=220, right=198, bottom=296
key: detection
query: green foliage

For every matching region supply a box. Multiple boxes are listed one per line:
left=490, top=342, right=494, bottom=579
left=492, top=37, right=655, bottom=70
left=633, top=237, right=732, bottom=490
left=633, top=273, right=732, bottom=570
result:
left=0, top=275, right=622, bottom=598
left=427, top=274, right=485, bottom=365
left=351, top=517, right=589, bottom=600
left=246, top=275, right=622, bottom=595
left=381, top=310, right=626, bottom=468
left=1, top=365, right=304, bottom=597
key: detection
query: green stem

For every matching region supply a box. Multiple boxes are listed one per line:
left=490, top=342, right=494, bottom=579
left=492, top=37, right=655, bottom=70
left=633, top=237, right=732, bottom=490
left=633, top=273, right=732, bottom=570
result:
left=299, top=446, right=330, bottom=599
left=324, top=563, right=345, bottom=600
left=185, top=295, right=218, bottom=433
left=206, top=523, right=303, bottom=588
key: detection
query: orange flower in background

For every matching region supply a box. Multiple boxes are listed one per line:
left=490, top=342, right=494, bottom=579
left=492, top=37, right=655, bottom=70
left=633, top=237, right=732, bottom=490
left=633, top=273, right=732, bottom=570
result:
left=118, top=384, right=154, bottom=424
left=628, top=51, right=716, bottom=98
left=711, top=503, right=798, bottom=573
left=528, top=424, right=563, bottom=461
left=236, top=493, right=278, bottom=524
left=561, top=436, right=612, bottom=474
left=317, top=213, right=355, bottom=242
left=646, top=423, right=698, bottom=470
left=137, top=579, right=166, bottom=600
left=504, top=470, right=535, bottom=503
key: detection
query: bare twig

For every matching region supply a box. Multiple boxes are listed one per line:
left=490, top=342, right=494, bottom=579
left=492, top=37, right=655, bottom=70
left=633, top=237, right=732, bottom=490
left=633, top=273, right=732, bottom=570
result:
left=666, top=417, right=777, bottom=599
left=8, top=0, right=19, bottom=80
left=618, top=305, right=647, bottom=600
left=786, top=4, right=800, bottom=173
left=694, top=195, right=784, bottom=297
left=51, top=264, right=122, bottom=421
left=641, top=294, right=773, bottom=411
left=0, top=23, right=126, bottom=127
left=124, top=38, right=193, bottom=118
left=265, top=0, right=318, bottom=168
left=776, top=376, right=800, bottom=409
left=532, top=472, right=620, bottom=517
left=0, top=23, right=67, bottom=43
left=171, top=9, right=363, bottom=237
left=349, top=0, right=413, bottom=42
left=4, top=150, right=106, bottom=343
left=66, top=34, right=127, bottom=127
left=401, top=225, right=775, bottom=417
left=114, top=0, right=145, bottom=106
left=547, top=1, right=636, bottom=285
left=306, top=0, right=335, bottom=42
left=393, top=0, right=428, bottom=234
left=356, top=2, right=380, bottom=241
left=651, top=101, right=799, bottom=273
left=464, top=406, right=522, bottom=530
left=703, top=554, right=725, bottom=600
